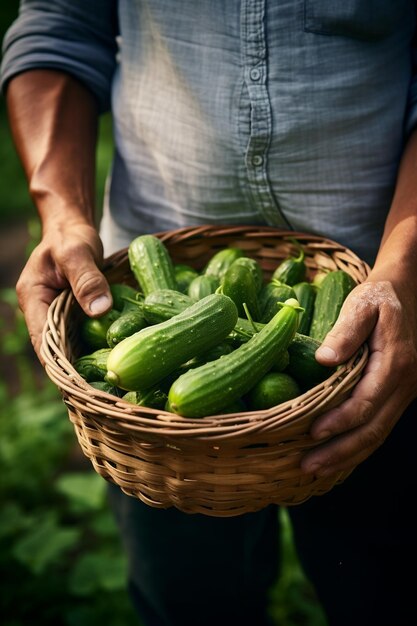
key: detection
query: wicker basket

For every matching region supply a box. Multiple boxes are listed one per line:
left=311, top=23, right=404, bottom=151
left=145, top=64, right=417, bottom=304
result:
left=41, top=225, right=370, bottom=517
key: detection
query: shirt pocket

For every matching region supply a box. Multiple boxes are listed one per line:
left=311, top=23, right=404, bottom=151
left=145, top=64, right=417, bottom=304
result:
left=304, top=0, right=414, bottom=41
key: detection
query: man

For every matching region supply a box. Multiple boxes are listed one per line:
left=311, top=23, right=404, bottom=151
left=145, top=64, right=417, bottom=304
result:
left=2, top=2, right=417, bottom=625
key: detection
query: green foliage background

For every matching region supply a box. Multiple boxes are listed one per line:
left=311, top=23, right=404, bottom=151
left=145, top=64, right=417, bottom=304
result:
left=0, top=4, right=327, bottom=625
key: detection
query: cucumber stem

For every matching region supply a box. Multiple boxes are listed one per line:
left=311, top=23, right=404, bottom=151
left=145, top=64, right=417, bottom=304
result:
left=287, top=237, right=305, bottom=263
left=242, top=302, right=259, bottom=334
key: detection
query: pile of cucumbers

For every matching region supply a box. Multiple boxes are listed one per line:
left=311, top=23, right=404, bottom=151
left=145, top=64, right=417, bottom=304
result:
left=74, top=234, right=357, bottom=418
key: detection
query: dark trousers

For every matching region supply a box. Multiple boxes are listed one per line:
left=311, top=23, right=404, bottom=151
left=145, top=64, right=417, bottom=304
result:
left=108, top=400, right=417, bottom=626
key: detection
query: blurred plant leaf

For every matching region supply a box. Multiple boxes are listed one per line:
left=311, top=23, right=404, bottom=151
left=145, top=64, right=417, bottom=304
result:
left=68, top=551, right=128, bottom=596
left=12, top=512, right=80, bottom=575
left=0, top=502, right=33, bottom=539
left=56, top=471, right=107, bottom=512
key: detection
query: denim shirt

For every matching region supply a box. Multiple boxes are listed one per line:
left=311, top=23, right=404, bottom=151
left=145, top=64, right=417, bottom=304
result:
left=2, top=1, right=417, bottom=265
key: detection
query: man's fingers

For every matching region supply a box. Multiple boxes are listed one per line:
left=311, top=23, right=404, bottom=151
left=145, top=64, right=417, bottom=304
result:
left=310, top=350, right=387, bottom=440
left=59, top=246, right=112, bottom=317
left=301, top=398, right=401, bottom=476
left=315, top=287, right=378, bottom=365
left=19, top=284, right=56, bottom=362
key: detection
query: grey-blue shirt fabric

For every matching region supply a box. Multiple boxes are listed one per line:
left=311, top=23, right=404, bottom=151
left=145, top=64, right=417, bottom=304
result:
left=2, top=0, right=417, bottom=265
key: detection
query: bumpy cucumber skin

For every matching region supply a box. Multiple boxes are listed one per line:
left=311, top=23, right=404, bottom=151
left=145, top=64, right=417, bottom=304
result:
left=247, top=372, right=301, bottom=410
left=286, top=333, right=335, bottom=388
left=81, top=309, right=121, bottom=350
left=231, top=257, right=263, bottom=293
left=74, top=348, right=112, bottom=382
left=292, top=281, right=316, bottom=336
left=168, top=300, right=300, bottom=418
left=173, top=264, right=199, bottom=293
left=188, top=274, right=219, bottom=300
left=105, top=293, right=238, bottom=391
left=110, top=283, right=142, bottom=311
left=259, top=281, right=296, bottom=323
left=128, top=234, right=177, bottom=296
left=203, top=247, right=243, bottom=281
left=271, top=247, right=306, bottom=286
left=220, top=262, right=261, bottom=320
left=309, top=270, right=356, bottom=342
left=142, top=289, right=194, bottom=324
left=106, top=308, right=148, bottom=346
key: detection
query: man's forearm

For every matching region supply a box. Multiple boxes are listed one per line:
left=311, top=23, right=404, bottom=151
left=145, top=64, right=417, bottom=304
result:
left=6, top=69, right=99, bottom=232
left=372, top=128, right=417, bottom=284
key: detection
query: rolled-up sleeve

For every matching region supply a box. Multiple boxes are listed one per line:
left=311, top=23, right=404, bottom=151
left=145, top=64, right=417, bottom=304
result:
left=1, top=0, right=118, bottom=112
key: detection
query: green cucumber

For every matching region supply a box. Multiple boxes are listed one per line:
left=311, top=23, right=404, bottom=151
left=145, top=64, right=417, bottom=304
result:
left=80, top=309, right=120, bottom=350
left=167, top=298, right=301, bottom=417
left=246, top=372, right=301, bottom=410
left=219, top=260, right=261, bottom=320
left=105, top=293, right=238, bottom=391
left=231, top=257, right=263, bottom=293
left=110, top=283, right=143, bottom=311
left=74, top=348, right=112, bottom=382
left=292, top=281, right=316, bottom=336
left=203, top=247, right=244, bottom=281
left=122, top=388, right=168, bottom=409
left=128, top=234, right=177, bottom=296
left=286, top=333, right=336, bottom=388
left=271, top=241, right=306, bottom=286
left=309, top=270, right=357, bottom=342
left=89, top=380, right=122, bottom=396
left=142, top=288, right=194, bottom=324
left=106, top=307, right=148, bottom=346
left=259, top=281, right=296, bottom=323
left=174, top=264, right=199, bottom=293
left=187, top=274, right=219, bottom=300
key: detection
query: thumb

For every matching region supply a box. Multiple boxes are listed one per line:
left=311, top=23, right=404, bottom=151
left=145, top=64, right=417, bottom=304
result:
left=315, top=290, right=377, bottom=366
left=64, top=247, right=112, bottom=317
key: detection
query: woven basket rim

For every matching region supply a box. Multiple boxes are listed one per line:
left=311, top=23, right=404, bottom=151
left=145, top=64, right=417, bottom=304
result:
left=41, top=224, right=370, bottom=442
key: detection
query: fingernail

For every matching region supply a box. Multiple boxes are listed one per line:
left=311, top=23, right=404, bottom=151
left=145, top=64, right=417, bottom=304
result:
left=316, top=345, right=337, bottom=360
left=89, top=295, right=111, bottom=315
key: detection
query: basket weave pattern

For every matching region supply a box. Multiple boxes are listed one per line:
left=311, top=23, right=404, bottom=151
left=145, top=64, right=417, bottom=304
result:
left=41, top=225, right=370, bottom=517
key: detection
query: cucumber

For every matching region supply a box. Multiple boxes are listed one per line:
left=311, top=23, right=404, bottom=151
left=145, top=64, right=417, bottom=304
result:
left=227, top=317, right=264, bottom=344
left=259, top=281, right=296, bottom=323
left=271, top=242, right=306, bottom=286
left=271, top=348, right=290, bottom=372
left=122, top=388, right=168, bottom=409
left=203, top=247, right=243, bottom=281
left=74, top=348, right=112, bottom=382
left=167, top=298, right=301, bottom=417
left=110, top=283, right=143, bottom=311
left=231, top=257, right=263, bottom=293
left=246, top=372, right=301, bottom=410
left=174, top=264, right=199, bottom=293
left=309, top=270, right=357, bottom=342
left=142, top=288, right=194, bottom=324
left=106, top=307, right=148, bottom=346
left=128, top=234, right=177, bottom=296
left=89, top=380, right=122, bottom=396
left=286, top=333, right=336, bottom=388
left=292, top=281, right=316, bottom=336
left=80, top=309, right=121, bottom=350
left=105, top=293, right=238, bottom=391
left=181, top=342, right=234, bottom=369
left=187, top=274, right=219, bottom=300
left=219, top=260, right=261, bottom=320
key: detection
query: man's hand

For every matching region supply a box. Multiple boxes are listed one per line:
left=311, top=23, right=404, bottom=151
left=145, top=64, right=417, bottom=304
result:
left=16, top=221, right=112, bottom=361
left=301, top=276, right=417, bottom=477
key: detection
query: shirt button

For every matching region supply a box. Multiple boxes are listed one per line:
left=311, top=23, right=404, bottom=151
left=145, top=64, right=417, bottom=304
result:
left=250, top=68, right=261, bottom=81
left=252, top=155, right=263, bottom=166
